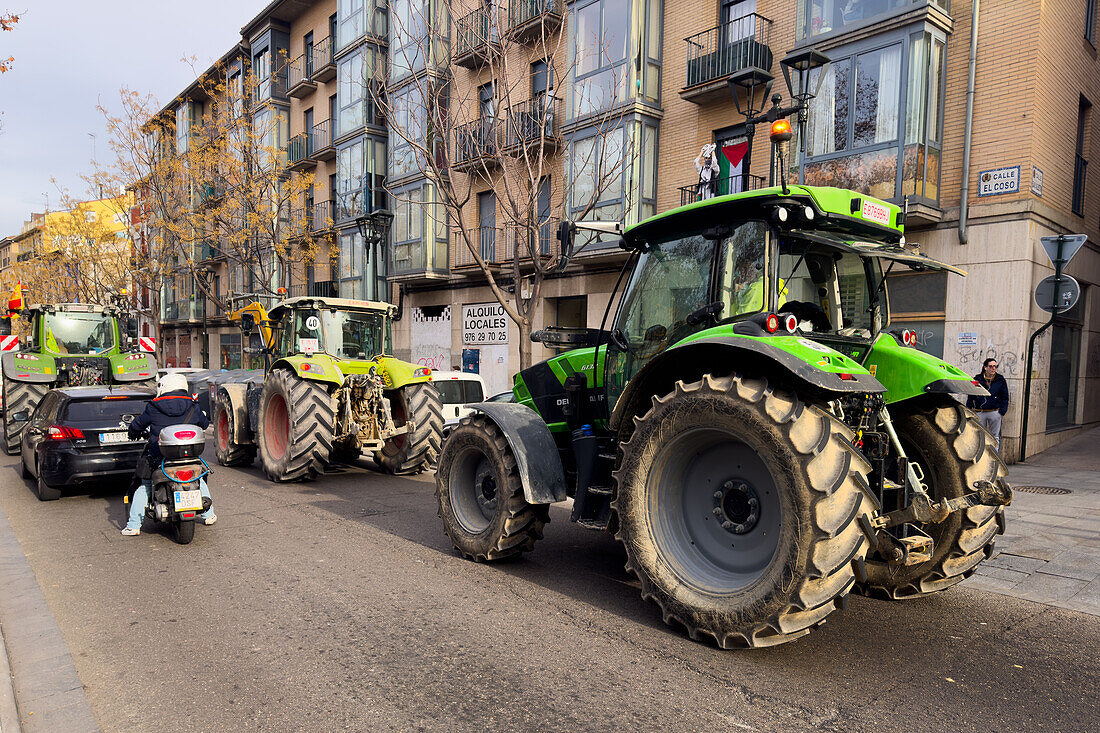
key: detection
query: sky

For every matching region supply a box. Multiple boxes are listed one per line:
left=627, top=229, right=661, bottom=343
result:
left=0, top=1, right=261, bottom=235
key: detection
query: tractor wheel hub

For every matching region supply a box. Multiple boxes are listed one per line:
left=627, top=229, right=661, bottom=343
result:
left=714, top=480, right=760, bottom=535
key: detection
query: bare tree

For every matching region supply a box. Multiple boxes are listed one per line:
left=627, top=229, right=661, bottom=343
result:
left=378, top=0, right=636, bottom=369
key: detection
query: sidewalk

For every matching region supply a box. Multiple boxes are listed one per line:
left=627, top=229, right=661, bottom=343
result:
left=968, top=426, right=1100, bottom=615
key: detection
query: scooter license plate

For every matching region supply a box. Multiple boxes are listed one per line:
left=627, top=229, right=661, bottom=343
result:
left=173, top=489, right=203, bottom=512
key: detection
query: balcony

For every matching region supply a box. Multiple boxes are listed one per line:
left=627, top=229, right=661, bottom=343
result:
left=453, top=226, right=506, bottom=271
left=677, top=173, right=766, bottom=207
left=194, top=241, right=222, bottom=261
left=502, top=96, right=561, bottom=153
left=507, top=0, right=563, bottom=42
left=454, top=7, right=499, bottom=68
left=336, top=186, right=388, bottom=224
left=681, top=14, right=773, bottom=105
left=311, top=119, right=335, bottom=161
left=288, top=205, right=314, bottom=237
left=504, top=219, right=559, bottom=266
left=312, top=36, right=336, bottom=83
left=287, top=55, right=317, bottom=98
left=163, top=299, right=205, bottom=322
left=1073, top=154, right=1087, bottom=216
left=312, top=200, right=335, bottom=232
left=287, top=133, right=316, bottom=172
left=391, top=239, right=450, bottom=282
left=288, top=280, right=339, bottom=298
left=453, top=119, right=501, bottom=173
left=197, top=181, right=225, bottom=207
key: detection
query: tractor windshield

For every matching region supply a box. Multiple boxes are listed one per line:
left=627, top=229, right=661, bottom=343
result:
left=319, top=310, right=391, bottom=359
left=41, top=311, right=115, bottom=355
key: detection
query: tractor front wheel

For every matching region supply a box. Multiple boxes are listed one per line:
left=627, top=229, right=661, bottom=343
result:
left=858, top=402, right=1007, bottom=599
left=436, top=414, right=549, bottom=561
left=375, top=383, right=443, bottom=475
left=613, top=374, right=875, bottom=649
left=256, top=369, right=334, bottom=482
left=3, top=378, right=50, bottom=455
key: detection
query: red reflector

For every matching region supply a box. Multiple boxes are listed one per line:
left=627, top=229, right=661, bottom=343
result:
left=174, top=430, right=197, bottom=440
left=302, top=364, right=310, bottom=371
left=784, top=314, right=798, bottom=333
left=176, top=469, right=195, bottom=481
left=839, top=373, right=856, bottom=381
left=104, top=395, right=128, bottom=399
left=765, top=314, right=779, bottom=333
left=16, top=373, right=29, bottom=377
left=423, top=368, right=432, bottom=376
left=181, top=512, right=196, bottom=519
left=138, top=372, right=150, bottom=376
left=972, top=380, right=981, bottom=386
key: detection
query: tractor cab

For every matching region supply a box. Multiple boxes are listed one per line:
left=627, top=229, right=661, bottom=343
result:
left=266, top=297, right=394, bottom=360
left=31, top=305, right=118, bottom=356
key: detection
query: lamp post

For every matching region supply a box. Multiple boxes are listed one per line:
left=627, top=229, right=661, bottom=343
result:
left=355, top=209, right=394, bottom=300
left=728, top=49, right=830, bottom=191
left=194, top=266, right=215, bottom=369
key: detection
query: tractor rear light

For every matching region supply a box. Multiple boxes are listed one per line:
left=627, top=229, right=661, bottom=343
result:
left=839, top=373, right=856, bottom=381
left=765, top=314, right=780, bottom=333
left=413, top=367, right=432, bottom=378
left=47, top=425, right=84, bottom=440
left=784, top=314, right=798, bottom=333
left=902, top=329, right=915, bottom=346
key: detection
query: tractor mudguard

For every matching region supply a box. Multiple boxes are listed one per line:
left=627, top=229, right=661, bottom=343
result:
left=1, top=352, right=57, bottom=382
left=864, top=334, right=988, bottom=404
left=217, top=383, right=253, bottom=444
left=609, top=335, right=885, bottom=433
left=373, top=355, right=433, bottom=389
left=109, top=353, right=159, bottom=382
left=469, top=402, right=568, bottom=505
left=271, top=356, right=344, bottom=388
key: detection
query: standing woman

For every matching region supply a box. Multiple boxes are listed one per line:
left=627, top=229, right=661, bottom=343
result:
left=967, top=357, right=1009, bottom=450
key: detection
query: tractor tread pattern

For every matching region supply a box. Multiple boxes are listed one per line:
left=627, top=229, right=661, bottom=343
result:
left=3, top=379, right=50, bottom=455
left=377, top=383, right=443, bottom=475
left=258, top=369, right=334, bottom=482
left=612, top=374, right=876, bottom=649
left=856, top=402, right=1007, bottom=600
left=213, top=390, right=256, bottom=467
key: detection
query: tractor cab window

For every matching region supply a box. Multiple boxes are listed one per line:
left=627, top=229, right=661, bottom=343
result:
left=42, top=312, right=115, bottom=355
left=319, top=310, right=390, bottom=359
left=776, top=237, right=886, bottom=337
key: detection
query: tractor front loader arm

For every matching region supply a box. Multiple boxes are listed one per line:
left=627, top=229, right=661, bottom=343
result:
left=228, top=301, right=275, bottom=351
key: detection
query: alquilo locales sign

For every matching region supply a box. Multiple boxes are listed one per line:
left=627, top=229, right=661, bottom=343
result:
left=978, top=166, right=1020, bottom=197
left=463, top=303, right=509, bottom=345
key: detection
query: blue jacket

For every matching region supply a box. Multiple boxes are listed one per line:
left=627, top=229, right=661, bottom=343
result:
left=967, top=373, right=1009, bottom=415
left=128, top=389, right=209, bottom=461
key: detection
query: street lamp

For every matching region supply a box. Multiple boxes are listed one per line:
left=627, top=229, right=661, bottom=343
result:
left=194, top=266, right=216, bottom=369
left=728, top=50, right=830, bottom=192
left=355, top=209, right=394, bottom=300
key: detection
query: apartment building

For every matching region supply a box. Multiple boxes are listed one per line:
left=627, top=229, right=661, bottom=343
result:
left=152, top=0, right=1097, bottom=458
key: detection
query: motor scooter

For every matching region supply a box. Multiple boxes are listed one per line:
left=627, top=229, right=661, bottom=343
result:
left=127, top=424, right=212, bottom=544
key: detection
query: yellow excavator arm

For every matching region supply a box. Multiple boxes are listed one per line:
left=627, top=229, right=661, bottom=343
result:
left=228, top=301, right=276, bottom=350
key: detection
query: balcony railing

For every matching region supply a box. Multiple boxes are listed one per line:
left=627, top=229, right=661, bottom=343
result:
left=504, top=219, right=560, bottom=262
left=312, top=200, right=335, bottom=232
left=453, top=226, right=505, bottom=268
left=454, top=118, right=500, bottom=171
left=683, top=14, right=772, bottom=102
left=503, top=95, right=561, bottom=151
left=311, top=119, right=335, bottom=160
left=287, top=55, right=317, bottom=98
left=454, top=6, right=499, bottom=68
left=287, top=132, right=316, bottom=170
left=507, top=0, right=563, bottom=41
left=289, top=280, right=338, bottom=298
left=163, top=299, right=205, bottom=322
left=1073, top=154, right=1087, bottom=216
left=678, top=173, right=766, bottom=207
left=289, top=204, right=314, bottom=235
left=312, top=36, right=336, bottom=82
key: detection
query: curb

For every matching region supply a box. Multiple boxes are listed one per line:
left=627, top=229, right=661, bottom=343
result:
left=0, top=504, right=98, bottom=732
left=0, top=618, right=19, bottom=733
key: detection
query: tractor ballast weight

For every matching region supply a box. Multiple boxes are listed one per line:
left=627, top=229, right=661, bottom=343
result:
left=1, top=296, right=157, bottom=454
left=214, top=294, right=442, bottom=481
left=436, top=184, right=1011, bottom=649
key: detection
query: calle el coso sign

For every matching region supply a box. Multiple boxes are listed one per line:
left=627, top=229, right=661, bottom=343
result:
left=463, top=303, right=508, bottom=345
left=978, top=166, right=1020, bottom=197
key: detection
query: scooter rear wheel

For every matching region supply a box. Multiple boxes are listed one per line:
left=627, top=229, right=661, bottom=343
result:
left=174, top=519, right=195, bottom=545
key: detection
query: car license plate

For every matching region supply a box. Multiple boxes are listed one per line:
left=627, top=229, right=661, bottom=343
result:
left=100, top=431, right=131, bottom=444
left=173, top=489, right=203, bottom=512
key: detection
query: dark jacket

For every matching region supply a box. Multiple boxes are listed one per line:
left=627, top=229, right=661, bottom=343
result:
left=967, top=372, right=1009, bottom=415
left=128, top=390, right=209, bottom=463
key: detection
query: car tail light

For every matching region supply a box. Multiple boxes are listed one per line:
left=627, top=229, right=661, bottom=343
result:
left=765, top=314, right=780, bottom=333
left=47, top=425, right=84, bottom=440
left=784, top=314, right=798, bottom=333
left=173, top=430, right=197, bottom=440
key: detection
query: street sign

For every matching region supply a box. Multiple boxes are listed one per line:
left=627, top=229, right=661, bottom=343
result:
left=1034, top=275, right=1080, bottom=313
left=1039, top=234, right=1087, bottom=267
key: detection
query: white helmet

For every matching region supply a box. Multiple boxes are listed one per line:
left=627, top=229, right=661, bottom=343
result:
left=158, top=372, right=189, bottom=396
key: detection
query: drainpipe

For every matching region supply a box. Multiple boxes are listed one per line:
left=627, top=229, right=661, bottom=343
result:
left=959, top=0, right=980, bottom=244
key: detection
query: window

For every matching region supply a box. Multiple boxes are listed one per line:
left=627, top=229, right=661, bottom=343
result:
left=1073, top=96, right=1090, bottom=216
left=801, top=29, right=945, bottom=205
left=304, top=32, right=314, bottom=75
left=1087, top=0, right=1098, bottom=44
left=175, top=102, right=196, bottom=154
left=798, top=0, right=919, bottom=41
left=570, top=126, right=626, bottom=224
left=573, top=0, right=631, bottom=117
left=390, top=85, right=426, bottom=179
left=885, top=270, right=946, bottom=356
left=478, top=190, right=497, bottom=259
left=338, top=0, right=387, bottom=50
left=252, top=107, right=289, bottom=169
left=391, top=0, right=427, bottom=81
left=253, top=47, right=271, bottom=100
left=337, top=45, right=382, bottom=137
left=337, top=229, right=387, bottom=300
left=392, top=187, right=424, bottom=268
left=336, top=137, right=386, bottom=221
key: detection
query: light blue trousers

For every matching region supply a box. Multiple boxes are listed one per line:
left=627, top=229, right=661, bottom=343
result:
left=126, top=478, right=212, bottom=531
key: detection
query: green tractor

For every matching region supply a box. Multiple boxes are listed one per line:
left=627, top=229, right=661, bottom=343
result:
left=214, top=294, right=443, bottom=482
left=435, top=184, right=1011, bottom=648
left=1, top=297, right=156, bottom=454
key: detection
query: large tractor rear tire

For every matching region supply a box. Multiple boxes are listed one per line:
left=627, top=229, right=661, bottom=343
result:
left=613, top=374, right=875, bottom=649
left=256, top=369, right=334, bottom=482
left=436, top=414, right=549, bottom=561
left=213, top=389, right=256, bottom=467
left=376, top=382, right=443, bottom=475
left=3, top=378, right=50, bottom=455
left=857, top=402, right=1007, bottom=600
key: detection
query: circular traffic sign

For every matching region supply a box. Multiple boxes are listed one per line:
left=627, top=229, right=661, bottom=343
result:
left=1034, top=274, right=1080, bottom=314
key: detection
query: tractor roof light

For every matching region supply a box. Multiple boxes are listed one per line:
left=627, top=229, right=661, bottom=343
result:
left=770, top=119, right=794, bottom=143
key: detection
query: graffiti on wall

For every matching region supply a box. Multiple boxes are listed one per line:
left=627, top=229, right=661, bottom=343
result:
left=411, top=305, right=452, bottom=372
left=955, top=338, right=1026, bottom=378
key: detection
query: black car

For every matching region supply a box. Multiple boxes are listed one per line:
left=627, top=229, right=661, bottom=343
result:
left=14, top=386, right=155, bottom=500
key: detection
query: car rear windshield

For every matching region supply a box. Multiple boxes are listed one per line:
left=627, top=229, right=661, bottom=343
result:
left=62, top=398, right=150, bottom=426
left=435, top=380, right=484, bottom=404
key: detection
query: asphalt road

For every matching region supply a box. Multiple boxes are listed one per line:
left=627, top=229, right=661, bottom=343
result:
left=0, top=445, right=1097, bottom=733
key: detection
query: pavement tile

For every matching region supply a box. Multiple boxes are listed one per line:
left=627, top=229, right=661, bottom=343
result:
left=1040, top=550, right=1100, bottom=582
left=964, top=574, right=1026, bottom=594
left=1063, top=579, right=1100, bottom=616
left=1014, top=572, right=1089, bottom=604
left=983, top=553, right=1049, bottom=574
left=20, top=692, right=98, bottom=733
left=13, top=662, right=82, bottom=703
left=972, top=565, right=1030, bottom=583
